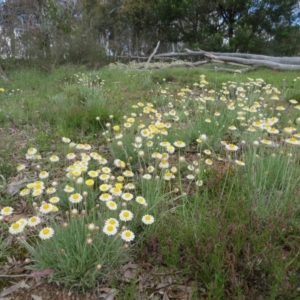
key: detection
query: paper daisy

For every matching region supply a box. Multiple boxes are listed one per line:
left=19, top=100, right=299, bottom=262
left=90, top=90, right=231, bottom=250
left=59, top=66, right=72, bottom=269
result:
left=32, top=189, right=43, bottom=197
left=267, top=127, right=279, bottom=134
left=9, top=222, right=25, bottom=234
left=1, top=206, right=13, bottom=216
left=99, top=174, right=110, bottom=181
left=203, top=149, right=211, bottom=155
left=114, top=159, right=126, bottom=168
left=49, top=155, right=59, bottom=162
left=121, top=230, right=135, bottom=242
left=142, top=215, right=155, bottom=225
left=235, top=160, right=245, bottom=166
left=99, top=184, right=112, bottom=192
left=205, top=159, right=213, bottom=166
left=39, top=227, right=54, bottom=240
left=83, top=143, right=91, bottom=150
left=64, top=185, right=75, bottom=193
left=110, top=187, right=122, bottom=196
left=102, top=167, right=111, bottom=174
left=66, top=153, right=76, bottom=160
left=119, top=210, right=134, bottom=222
left=85, top=179, right=94, bottom=187
left=164, top=171, right=174, bottom=181
left=124, top=183, right=135, bottom=190
left=174, top=140, right=186, bottom=148
left=39, top=203, right=54, bottom=214
left=46, top=187, right=56, bottom=194
left=76, top=143, right=84, bottom=150
left=28, top=216, right=41, bottom=227
left=69, top=193, right=83, bottom=204
left=20, top=188, right=30, bottom=196
left=147, top=141, right=153, bottom=147
left=72, top=170, right=82, bottom=177
left=147, top=166, right=155, bottom=173
left=136, top=196, right=146, bottom=205
left=62, top=137, right=71, bottom=143
left=88, top=170, right=98, bottom=178
left=99, top=193, right=112, bottom=202
left=106, top=201, right=118, bottom=210
left=117, top=176, right=124, bottom=183
left=17, top=164, right=26, bottom=172
left=17, top=218, right=27, bottom=227
left=33, top=181, right=45, bottom=189
left=49, top=196, right=60, bottom=204
left=283, top=127, right=296, bottom=134
left=98, top=157, right=108, bottom=165
left=159, top=160, right=169, bottom=169
left=188, top=165, right=195, bottom=171
left=196, top=180, right=203, bottom=186
left=39, top=171, right=49, bottom=179
left=105, top=218, right=119, bottom=228
left=27, top=147, right=37, bottom=155
left=166, top=146, right=175, bottom=154
left=225, top=144, right=239, bottom=151
left=260, top=139, right=273, bottom=146
left=123, top=170, right=134, bottom=177
left=103, top=224, right=117, bottom=236
left=285, top=137, right=300, bottom=145
left=121, top=193, right=133, bottom=201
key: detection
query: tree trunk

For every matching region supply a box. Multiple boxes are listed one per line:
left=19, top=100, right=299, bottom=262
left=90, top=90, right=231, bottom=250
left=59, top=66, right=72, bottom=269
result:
left=0, top=65, right=9, bottom=81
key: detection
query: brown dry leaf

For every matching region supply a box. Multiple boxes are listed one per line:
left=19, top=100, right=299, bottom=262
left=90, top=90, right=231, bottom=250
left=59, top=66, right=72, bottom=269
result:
left=4, top=235, right=14, bottom=247
left=10, top=266, right=26, bottom=275
left=148, top=291, right=161, bottom=300
left=31, top=295, right=43, bottom=300
left=138, top=274, right=145, bottom=293
left=9, top=214, right=28, bottom=223
left=6, top=256, right=14, bottom=264
left=6, top=175, right=34, bottom=195
left=97, top=287, right=118, bottom=300
left=162, top=292, right=170, bottom=300
left=167, top=285, right=187, bottom=299
left=0, top=280, right=30, bottom=297
left=121, top=263, right=138, bottom=281
left=156, top=283, right=171, bottom=290
left=166, top=275, right=173, bottom=285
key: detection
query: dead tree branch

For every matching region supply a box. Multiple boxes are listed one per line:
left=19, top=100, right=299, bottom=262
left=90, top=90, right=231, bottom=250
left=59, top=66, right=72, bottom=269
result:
left=116, top=48, right=300, bottom=71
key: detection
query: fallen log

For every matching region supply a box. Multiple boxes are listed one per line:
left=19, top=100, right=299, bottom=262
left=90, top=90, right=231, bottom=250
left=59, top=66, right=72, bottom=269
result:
left=116, top=48, right=300, bottom=71
left=207, top=54, right=300, bottom=70
left=207, top=51, right=300, bottom=65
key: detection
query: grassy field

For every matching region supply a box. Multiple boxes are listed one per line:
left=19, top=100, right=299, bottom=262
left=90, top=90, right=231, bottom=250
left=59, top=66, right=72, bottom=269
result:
left=0, top=62, right=300, bottom=299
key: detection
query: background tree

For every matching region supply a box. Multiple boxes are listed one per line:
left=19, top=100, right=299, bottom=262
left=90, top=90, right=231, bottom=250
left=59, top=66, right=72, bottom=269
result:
left=0, top=0, right=299, bottom=66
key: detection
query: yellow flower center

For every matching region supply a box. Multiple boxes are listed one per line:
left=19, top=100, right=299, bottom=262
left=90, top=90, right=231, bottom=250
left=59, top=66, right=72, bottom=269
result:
left=107, top=225, right=114, bottom=232
left=42, top=228, right=50, bottom=235
left=12, top=223, right=20, bottom=229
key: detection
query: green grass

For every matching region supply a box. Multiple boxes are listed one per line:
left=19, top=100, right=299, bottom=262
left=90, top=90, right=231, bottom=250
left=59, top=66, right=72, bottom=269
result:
left=1, top=62, right=300, bottom=298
